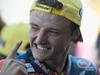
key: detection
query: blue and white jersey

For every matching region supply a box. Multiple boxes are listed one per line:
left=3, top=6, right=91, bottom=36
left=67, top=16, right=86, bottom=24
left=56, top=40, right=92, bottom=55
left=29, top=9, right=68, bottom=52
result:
left=16, top=49, right=99, bottom=75
left=67, top=55, right=98, bottom=75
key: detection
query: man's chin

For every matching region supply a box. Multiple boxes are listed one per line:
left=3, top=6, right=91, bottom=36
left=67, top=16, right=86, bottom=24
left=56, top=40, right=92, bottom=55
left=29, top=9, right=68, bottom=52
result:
left=34, top=55, right=47, bottom=62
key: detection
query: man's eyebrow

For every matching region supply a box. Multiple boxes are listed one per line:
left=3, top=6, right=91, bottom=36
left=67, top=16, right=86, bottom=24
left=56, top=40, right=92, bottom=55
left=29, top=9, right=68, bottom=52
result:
left=47, top=27, right=61, bottom=31
left=30, top=22, right=38, bottom=26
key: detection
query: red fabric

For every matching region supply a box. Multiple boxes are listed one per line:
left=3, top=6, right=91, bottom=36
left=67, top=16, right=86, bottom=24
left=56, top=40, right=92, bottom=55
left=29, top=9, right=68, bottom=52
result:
left=0, top=60, right=4, bottom=69
left=28, top=73, right=41, bottom=75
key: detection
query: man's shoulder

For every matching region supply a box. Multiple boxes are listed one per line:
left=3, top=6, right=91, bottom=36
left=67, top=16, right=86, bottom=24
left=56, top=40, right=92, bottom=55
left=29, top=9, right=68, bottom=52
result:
left=16, top=48, right=32, bottom=61
left=69, top=55, right=95, bottom=66
left=16, top=50, right=27, bottom=60
left=68, top=55, right=99, bottom=75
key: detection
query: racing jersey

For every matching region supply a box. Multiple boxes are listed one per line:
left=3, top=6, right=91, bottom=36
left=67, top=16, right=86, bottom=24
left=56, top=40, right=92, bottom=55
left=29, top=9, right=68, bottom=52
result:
left=0, top=49, right=99, bottom=75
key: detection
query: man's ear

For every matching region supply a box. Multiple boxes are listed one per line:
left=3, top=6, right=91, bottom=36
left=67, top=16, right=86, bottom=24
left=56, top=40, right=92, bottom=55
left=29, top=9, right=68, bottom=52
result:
left=71, top=28, right=82, bottom=43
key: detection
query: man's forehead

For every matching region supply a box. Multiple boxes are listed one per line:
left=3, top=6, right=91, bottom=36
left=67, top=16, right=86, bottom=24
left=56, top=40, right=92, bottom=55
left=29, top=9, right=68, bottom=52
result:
left=30, top=10, right=71, bottom=23
left=30, top=11, right=72, bottom=32
left=30, top=10, right=52, bottom=19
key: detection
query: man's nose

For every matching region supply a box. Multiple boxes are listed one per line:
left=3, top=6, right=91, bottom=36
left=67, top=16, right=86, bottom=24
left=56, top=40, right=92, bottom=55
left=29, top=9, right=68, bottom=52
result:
left=35, top=30, right=47, bottom=44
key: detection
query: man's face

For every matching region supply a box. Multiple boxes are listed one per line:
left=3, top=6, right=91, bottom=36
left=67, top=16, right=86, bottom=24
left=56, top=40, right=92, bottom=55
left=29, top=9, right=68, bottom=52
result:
left=29, top=10, right=73, bottom=62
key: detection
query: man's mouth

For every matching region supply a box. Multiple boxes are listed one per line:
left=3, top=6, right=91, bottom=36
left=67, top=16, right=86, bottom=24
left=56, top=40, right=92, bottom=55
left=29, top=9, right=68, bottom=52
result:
left=34, top=44, right=51, bottom=51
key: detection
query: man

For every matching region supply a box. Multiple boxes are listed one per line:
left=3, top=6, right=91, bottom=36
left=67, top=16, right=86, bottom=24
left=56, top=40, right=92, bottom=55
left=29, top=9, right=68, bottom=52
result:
left=0, top=0, right=99, bottom=75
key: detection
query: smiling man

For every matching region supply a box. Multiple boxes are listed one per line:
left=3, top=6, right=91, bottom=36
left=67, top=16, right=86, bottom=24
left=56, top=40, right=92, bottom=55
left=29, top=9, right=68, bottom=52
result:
left=0, top=0, right=99, bottom=75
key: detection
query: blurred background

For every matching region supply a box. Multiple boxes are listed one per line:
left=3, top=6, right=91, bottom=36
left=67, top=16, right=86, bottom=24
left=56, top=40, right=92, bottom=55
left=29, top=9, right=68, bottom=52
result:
left=0, top=0, right=34, bottom=58
left=0, top=0, right=100, bottom=66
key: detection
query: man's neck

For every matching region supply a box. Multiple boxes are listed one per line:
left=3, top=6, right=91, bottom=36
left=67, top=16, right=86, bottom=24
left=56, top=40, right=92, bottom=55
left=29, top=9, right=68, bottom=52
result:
left=45, top=55, right=68, bottom=74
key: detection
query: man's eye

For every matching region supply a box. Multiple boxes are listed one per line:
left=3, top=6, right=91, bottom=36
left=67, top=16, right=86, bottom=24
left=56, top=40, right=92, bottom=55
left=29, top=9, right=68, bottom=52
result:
left=31, top=26, right=39, bottom=31
left=49, top=31, right=59, bottom=36
left=30, top=23, right=39, bottom=31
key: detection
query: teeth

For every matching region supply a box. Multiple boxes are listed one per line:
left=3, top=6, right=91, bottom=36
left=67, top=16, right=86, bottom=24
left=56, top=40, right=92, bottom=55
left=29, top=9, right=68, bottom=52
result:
left=37, top=45, right=48, bottom=51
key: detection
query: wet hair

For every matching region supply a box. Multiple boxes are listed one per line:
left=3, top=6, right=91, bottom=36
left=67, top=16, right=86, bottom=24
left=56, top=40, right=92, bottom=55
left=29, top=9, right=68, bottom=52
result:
left=70, top=22, right=79, bottom=32
left=70, top=22, right=81, bottom=43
